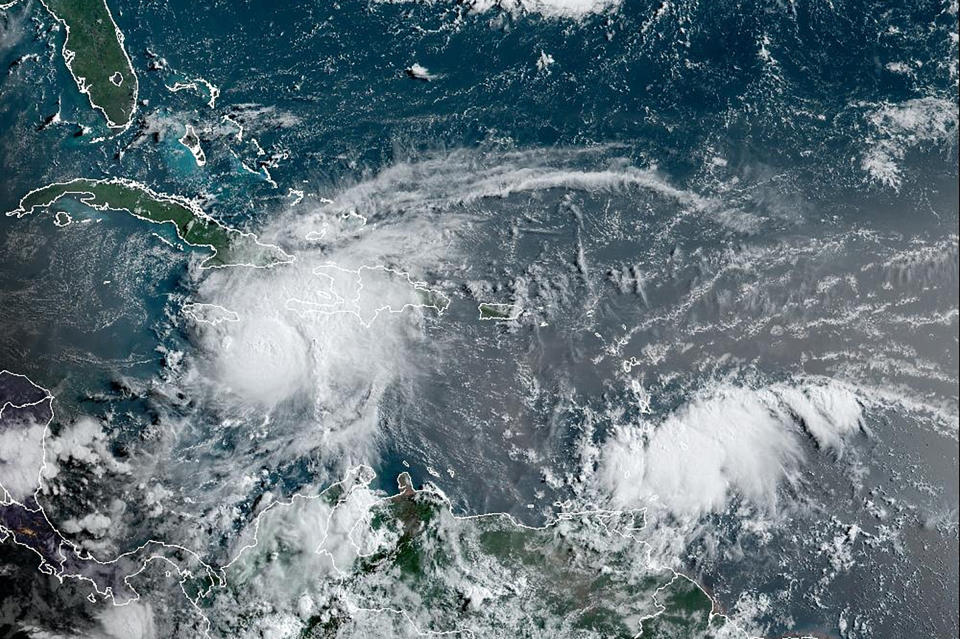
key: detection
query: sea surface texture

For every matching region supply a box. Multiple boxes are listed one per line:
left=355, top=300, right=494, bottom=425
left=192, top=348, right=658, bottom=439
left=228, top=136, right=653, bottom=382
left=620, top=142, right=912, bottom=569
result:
left=0, top=0, right=957, bottom=638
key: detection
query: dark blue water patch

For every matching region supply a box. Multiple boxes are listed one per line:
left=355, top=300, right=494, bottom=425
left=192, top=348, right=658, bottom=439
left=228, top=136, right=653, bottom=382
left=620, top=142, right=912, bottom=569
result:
left=60, top=0, right=947, bottom=202
left=696, top=404, right=959, bottom=639
left=2, top=0, right=954, bottom=238
left=0, top=202, right=189, bottom=417
left=373, top=446, right=419, bottom=496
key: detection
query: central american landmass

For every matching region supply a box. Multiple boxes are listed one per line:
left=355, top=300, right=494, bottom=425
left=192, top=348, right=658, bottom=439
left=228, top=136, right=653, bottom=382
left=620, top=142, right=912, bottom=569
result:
left=7, top=178, right=293, bottom=268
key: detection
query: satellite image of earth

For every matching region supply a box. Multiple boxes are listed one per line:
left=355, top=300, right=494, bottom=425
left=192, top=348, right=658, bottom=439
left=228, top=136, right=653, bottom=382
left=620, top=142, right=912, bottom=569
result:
left=0, top=0, right=957, bottom=637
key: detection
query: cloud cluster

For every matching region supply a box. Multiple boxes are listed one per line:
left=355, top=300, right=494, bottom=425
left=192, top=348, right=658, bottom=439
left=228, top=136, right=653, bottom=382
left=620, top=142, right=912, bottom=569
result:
left=0, top=411, right=47, bottom=502
left=861, top=96, right=958, bottom=189
left=309, top=148, right=706, bottom=222
left=376, top=0, right=621, bottom=19
left=598, top=379, right=865, bottom=520
left=43, top=417, right=132, bottom=481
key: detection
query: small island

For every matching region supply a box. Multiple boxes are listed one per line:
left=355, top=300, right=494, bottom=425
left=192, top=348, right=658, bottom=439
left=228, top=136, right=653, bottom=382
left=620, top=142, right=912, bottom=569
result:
left=178, top=124, right=207, bottom=166
left=40, top=0, right=139, bottom=129
left=478, top=302, right=522, bottom=321
left=7, top=178, right=293, bottom=269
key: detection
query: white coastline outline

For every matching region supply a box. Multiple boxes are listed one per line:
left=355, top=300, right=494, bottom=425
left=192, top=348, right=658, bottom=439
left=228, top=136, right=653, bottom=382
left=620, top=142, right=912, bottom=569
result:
left=178, top=124, right=207, bottom=167
left=1, top=369, right=764, bottom=638
left=166, top=77, right=220, bottom=109
left=52, top=210, right=73, bottom=227
left=221, top=114, right=244, bottom=141
left=0, top=370, right=224, bottom=635
left=284, top=263, right=450, bottom=328
left=220, top=465, right=757, bottom=638
left=5, top=177, right=295, bottom=270
left=37, top=0, right=139, bottom=131
left=182, top=302, right=240, bottom=325
left=476, top=301, right=523, bottom=321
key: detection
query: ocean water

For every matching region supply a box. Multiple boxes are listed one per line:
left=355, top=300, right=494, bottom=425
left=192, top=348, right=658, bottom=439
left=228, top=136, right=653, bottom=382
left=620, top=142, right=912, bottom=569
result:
left=0, top=0, right=957, bottom=637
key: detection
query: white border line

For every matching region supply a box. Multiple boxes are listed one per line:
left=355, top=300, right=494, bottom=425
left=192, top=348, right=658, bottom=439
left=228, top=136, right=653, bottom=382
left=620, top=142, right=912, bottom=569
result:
left=5, top=177, right=295, bottom=270
left=38, top=0, right=139, bottom=131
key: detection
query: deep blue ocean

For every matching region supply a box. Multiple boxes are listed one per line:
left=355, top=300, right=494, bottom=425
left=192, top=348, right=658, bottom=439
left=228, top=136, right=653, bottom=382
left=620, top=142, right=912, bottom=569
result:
left=0, top=0, right=957, bottom=637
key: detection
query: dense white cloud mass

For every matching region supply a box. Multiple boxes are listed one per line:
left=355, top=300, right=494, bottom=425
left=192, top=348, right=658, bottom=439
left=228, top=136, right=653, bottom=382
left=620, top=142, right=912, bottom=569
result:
left=0, top=0, right=954, bottom=628
left=774, top=383, right=864, bottom=452
left=159, top=177, right=457, bottom=487
left=173, top=148, right=700, bottom=471
left=0, top=416, right=46, bottom=501
left=60, top=512, right=112, bottom=537
left=598, top=379, right=865, bottom=520
left=2, top=147, right=951, bottom=639
left=96, top=601, right=157, bottom=639
left=375, top=0, right=622, bottom=19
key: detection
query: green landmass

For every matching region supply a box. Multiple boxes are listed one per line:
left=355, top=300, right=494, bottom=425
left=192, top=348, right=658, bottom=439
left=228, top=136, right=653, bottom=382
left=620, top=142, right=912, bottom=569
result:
left=41, top=0, right=138, bottom=128
left=348, top=488, right=707, bottom=637
left=206, top=470, right=736, bottom=637
left=415, top=287, right=450, bottom=313
left=640, top=576, right=725, bottom=638
left=11, top=178, right=292, bottom=268
left=478, top=302, right=520, bottom=320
